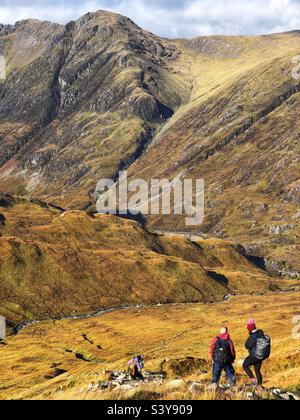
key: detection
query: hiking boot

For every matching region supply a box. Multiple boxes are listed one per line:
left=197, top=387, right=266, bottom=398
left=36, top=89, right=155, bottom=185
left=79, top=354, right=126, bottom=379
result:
left=208, top=383, right=218, bottom=391
left=219, top=384, right=231, bottom=390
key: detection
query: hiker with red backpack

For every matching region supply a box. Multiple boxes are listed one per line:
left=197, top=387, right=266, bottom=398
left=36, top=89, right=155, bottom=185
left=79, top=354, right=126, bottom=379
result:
left=210, top=327, right=236, bottom=387
left=243, top=319, right=271, bottom=389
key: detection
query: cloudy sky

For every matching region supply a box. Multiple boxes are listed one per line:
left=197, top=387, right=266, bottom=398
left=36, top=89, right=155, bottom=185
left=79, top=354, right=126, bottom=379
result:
left=1, top=0, right=300, bottom=37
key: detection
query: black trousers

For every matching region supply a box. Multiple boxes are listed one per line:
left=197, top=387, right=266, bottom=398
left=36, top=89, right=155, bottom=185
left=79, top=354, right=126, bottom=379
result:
left=243, top=356, right=263, bottom=385
left=130, top=365, right=144, bottom=381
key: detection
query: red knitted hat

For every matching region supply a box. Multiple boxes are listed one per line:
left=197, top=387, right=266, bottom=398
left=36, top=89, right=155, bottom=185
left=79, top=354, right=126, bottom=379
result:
left=247, top=319, right=256, bottom=332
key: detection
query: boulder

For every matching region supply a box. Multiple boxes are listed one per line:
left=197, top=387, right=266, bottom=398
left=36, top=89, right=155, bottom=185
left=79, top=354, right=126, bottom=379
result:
left=167, top=379, right=186, bottom=390
left=120, top=384, right=135, bottom=390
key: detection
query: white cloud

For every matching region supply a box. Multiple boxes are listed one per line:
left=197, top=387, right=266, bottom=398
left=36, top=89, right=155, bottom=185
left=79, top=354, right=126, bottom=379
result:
left=1, top=0, right=300, bottom=37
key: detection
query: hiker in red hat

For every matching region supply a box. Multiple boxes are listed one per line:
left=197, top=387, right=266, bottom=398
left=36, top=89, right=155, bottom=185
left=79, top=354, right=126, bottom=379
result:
left=210, top=327, right=236, bottom=387
left=243, top=319, right=271, bottom=389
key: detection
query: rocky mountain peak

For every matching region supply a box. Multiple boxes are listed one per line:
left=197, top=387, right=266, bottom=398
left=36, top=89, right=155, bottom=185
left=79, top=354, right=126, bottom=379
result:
left=0, top=12, right=299, bottom=277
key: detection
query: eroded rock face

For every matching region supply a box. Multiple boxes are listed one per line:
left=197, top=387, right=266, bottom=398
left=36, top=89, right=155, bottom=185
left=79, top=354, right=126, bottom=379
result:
left=0, top=11, right=299, bottom=256
left=285, top=183, right=300, bottom=205
left=241, top=243, right=300, bottom=279
left=0, top=11, right=183, bottom=206
left=269, top=225, right=296, bottom=236
left=265, top=259, right=300, bottom=279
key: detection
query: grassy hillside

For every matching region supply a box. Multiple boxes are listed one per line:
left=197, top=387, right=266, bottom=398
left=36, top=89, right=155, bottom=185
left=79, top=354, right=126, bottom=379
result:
left=0, top=291, right=299, bottom=400
left=0, top=193, right=277, bottom=325
left=0, top=14, right=298, bottom=248
left=0, top=12, right=298, bottom=401
left=127, top=33, right=300, bottom=274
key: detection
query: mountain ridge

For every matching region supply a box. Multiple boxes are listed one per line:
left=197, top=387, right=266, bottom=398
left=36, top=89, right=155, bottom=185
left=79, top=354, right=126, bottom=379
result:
left=0, top=10, right=299, bottom=274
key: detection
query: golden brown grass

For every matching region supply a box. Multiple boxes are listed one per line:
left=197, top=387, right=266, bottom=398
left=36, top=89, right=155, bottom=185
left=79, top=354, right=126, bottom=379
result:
left=0, top=291, right=299, bottom=400
left=0, top=196, right=278, bottom=324
left=128, top=33, right=300, bottom=254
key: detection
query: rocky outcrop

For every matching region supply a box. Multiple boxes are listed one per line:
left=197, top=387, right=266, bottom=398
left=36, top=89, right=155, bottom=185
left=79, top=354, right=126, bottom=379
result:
left=269, top=225, right=296, bottom=236
left=86, top=371, right=300, bottom=400
left=87, top=371, right=166, bottom=392
left=238, top=243, right=300, bottom=279
left=0, top=11, right=185, bottom=206
left=265, top=259, right=300, bottom=279
left=0, top=11, right=299, bottom=255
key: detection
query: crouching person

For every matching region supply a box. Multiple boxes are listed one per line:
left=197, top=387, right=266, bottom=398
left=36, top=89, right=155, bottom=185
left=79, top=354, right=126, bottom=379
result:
left=210, top=327, right=236, bottom=387
left=128, top=355, right=145, bottom=381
